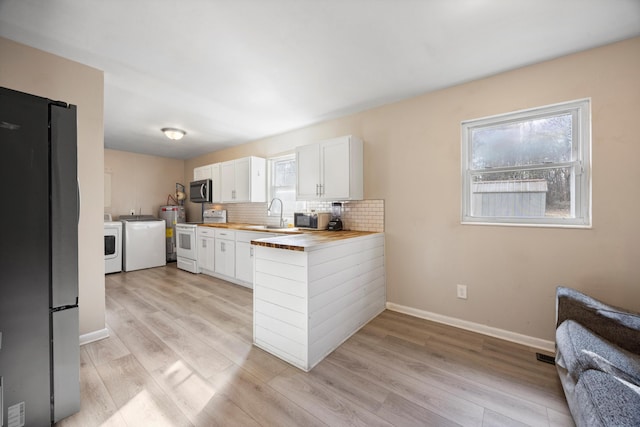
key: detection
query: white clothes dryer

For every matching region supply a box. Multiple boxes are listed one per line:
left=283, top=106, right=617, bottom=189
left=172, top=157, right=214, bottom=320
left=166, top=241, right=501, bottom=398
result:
left=119, top=216, right=166, bottom=272
left=104, top=220, right=122, bottom=274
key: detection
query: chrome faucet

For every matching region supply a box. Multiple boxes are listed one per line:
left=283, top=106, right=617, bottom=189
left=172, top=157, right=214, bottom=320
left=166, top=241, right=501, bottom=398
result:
left=267, top=197, right=285, bottom=228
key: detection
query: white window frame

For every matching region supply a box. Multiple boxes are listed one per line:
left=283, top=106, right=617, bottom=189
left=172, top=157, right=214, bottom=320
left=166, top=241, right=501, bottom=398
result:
left=267, top=153, right=305, bottom=222
left=461, top=99, right=591, bottom=228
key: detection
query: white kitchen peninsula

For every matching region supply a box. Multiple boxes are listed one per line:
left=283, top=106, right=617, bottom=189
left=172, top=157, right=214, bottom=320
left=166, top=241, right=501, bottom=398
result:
left=251, top=231, right=385, bottom=371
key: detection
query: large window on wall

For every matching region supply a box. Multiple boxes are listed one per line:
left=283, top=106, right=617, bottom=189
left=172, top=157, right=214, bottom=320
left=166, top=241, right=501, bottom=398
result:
left=461, top=99, right=591, bottom=227
left=268, top=154, right=306, bottom=222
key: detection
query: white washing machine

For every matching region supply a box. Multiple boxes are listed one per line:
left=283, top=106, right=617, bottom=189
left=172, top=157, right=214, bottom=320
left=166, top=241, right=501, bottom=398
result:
left=104, top=220, right=122, bottom=274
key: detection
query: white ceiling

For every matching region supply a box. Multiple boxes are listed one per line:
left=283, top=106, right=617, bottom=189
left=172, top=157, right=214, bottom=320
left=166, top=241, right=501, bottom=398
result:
left=1, top=1, right=639, bottom=159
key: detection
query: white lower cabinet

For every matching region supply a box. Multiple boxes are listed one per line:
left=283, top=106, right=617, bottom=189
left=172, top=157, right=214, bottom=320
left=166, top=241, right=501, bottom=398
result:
left=235, top=241, right=253, bottom=284
left=253, top=233, right=386, bottom=371
left=197, top=227, right=215, bottom=274
left=236, top=231, right=279, bottom=288
left=197, top=227, right=283, bottom=288
left=214, top=229, right=235, bottom=278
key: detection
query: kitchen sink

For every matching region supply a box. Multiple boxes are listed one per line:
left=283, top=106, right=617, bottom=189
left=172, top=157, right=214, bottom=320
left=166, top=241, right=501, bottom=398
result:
left=244, top=225, right=299, bottom=232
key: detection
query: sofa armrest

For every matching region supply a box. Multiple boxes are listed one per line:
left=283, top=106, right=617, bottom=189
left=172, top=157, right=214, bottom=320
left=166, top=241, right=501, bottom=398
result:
left=556, top=286, right=640, bottom=354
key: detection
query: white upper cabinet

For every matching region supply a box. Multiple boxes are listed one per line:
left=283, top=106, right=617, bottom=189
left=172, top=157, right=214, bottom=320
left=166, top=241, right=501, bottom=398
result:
left=210, top=163, right=221, bottom=203
left=220, top=156, right=266, bottom=203
left=234, top=157, right=252, bottom=202
left=220, top=160, right=235, bottom=202
left=296, top=135, right=363, bottom=201
left=193, top=164, right=213, bottom=181
left=296, top=143, right=321, bottom=200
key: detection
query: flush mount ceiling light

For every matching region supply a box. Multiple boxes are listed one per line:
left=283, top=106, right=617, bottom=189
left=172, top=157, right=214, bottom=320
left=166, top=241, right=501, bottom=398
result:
left=161, top=127, right=186, bottom=141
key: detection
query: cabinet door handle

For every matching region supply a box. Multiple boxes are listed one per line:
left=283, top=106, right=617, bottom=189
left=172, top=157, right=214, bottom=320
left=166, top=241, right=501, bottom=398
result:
left=250, top=247, right=254, bottom=257
left=202, top=240, right=206, bottom=248
left=221, top=241, right=225, bottom=252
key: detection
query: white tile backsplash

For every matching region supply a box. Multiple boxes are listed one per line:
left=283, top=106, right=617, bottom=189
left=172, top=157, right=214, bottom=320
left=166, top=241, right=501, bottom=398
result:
left=208, top=202, right=273, bottom=225
left=207, top=199, right=385, bottom=232
left=307, top=199, right=385, bottom=232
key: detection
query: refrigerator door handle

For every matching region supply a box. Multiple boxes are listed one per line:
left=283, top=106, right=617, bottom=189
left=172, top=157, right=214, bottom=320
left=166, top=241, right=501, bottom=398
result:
left=77, top=179, right=81, bottom=224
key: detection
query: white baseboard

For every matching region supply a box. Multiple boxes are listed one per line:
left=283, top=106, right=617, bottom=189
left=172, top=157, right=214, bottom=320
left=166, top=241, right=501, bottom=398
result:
left=385, top=302, right=555, bottom=353
left=79, top=328, right=110, bottom=346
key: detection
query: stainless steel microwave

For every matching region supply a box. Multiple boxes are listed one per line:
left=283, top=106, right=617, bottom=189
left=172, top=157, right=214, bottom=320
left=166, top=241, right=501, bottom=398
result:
left=190, top=179, right=212, bottom=203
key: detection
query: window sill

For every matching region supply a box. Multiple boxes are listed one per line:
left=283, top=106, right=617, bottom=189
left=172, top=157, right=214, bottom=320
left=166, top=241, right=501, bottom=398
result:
left=461, top=220, right=592, bottom=229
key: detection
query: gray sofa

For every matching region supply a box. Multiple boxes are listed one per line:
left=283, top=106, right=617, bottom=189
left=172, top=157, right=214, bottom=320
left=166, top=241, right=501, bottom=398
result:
left=555, top=286, right=640, bottom=426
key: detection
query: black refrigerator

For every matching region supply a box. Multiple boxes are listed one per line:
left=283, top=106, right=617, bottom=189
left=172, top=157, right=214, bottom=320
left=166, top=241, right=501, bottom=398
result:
left=0, top=87, right=80, bottom=426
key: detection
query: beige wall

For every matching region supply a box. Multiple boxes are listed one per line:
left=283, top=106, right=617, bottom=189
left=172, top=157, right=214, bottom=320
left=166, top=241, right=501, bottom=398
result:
left=0, top=37, right=105, bottom=336
left=186, top=37, right=640, bottom=343
left=104, top=149, right=185, bottom=219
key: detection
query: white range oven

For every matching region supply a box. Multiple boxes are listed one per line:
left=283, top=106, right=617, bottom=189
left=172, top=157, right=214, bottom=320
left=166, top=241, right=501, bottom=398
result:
left=176, top=223, right=198, bottom=273
left=176, top=210, right=226, bottom=274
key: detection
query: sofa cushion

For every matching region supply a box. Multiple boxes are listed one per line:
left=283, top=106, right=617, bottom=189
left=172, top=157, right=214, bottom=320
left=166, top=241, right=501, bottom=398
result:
left=556, top=286, right=640, bottom=354
left=573, top=369, right=640, bottom=427
left=556, top=319, right=640, bottom=386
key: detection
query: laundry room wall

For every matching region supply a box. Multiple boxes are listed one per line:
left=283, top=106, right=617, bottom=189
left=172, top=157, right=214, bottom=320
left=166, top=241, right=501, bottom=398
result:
left=105, top=149, right=186, bottom=219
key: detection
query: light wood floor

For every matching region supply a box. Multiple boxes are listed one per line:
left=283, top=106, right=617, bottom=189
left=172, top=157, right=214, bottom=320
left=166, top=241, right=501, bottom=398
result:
left=57, top=264, right=574, bottom=427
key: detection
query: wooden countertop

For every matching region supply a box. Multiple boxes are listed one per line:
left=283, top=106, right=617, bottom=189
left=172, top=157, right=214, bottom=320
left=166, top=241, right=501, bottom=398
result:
left=197, top=222, right=303, bottom=234
left=197, top=223, right=381, bottom=252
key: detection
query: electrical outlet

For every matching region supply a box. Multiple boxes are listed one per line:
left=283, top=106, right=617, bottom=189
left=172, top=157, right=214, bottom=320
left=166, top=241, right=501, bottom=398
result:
left=129, top=209, right=135, bottom=215
left=457, top=284, right=468, bottom=299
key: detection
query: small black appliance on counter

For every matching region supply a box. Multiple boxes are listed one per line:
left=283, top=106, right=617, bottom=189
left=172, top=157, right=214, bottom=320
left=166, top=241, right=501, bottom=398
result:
left=294, top=212, right=330, bottom=229
left=328, top=202, right=344, bottom=231
left=327, top=218, right=343, bottom=231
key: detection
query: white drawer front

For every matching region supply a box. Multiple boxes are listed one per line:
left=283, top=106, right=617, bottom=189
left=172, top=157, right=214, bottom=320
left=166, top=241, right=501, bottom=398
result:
left=197, top=227, right=215, bottom=237
left=177, top=257, right=198, bottom=273
left=214, top=229, right=236, bottom=239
